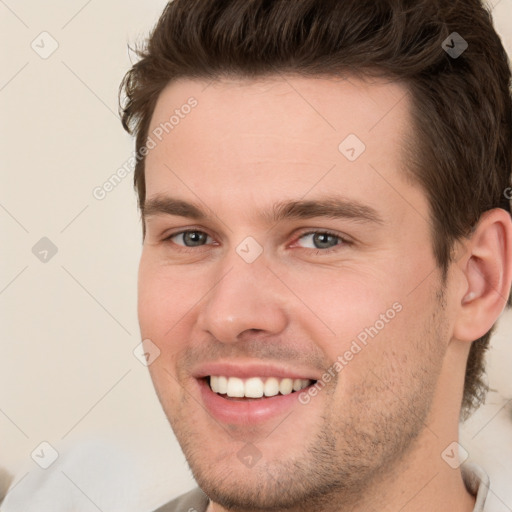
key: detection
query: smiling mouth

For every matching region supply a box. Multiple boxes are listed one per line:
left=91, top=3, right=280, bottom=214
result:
left=204, top=375, right=316, bottom=400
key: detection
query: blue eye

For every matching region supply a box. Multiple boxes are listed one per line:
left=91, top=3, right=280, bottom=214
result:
left=296, top=231, right=343, bottom=250
left=168, top=230, right=212, bottom=247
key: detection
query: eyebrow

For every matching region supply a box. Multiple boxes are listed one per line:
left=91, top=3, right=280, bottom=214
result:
left=142, top=195, right=384, bottom=225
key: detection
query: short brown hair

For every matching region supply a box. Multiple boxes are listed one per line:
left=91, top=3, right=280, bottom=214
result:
left=119, top=0, right=512, bottom=418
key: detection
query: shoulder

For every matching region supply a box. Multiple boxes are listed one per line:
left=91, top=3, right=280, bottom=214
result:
left=153, top=487, right=209, bottom=512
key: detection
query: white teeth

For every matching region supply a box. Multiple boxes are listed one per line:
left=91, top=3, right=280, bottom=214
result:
left=279, top=378, right=293, bottom=395
left=226, top=377, right=245, bottom=397
left=293, top=379, right=303, bottom=391
left=245, top=377, right=264, bottom=398
left=209, top=376, right=313, bottom=398
left=217, top=376, right=228, bottom=394
left=210, top=375, right=219, bottom=393
left=264, top=377, right=280, bottom=397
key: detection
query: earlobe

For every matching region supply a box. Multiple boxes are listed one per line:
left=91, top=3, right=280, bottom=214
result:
left=453, top=208, right=512, bottom=342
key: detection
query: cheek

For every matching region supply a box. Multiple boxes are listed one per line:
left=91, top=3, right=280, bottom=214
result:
left=138, top=259, right=196, bottom=405
left=285, top=256, right=437, bottom=374
left=339, top=281, right=443, bottom=391
left=280, top=265, right=399, bottom=352
left=137, top=256, right=198, bottom=340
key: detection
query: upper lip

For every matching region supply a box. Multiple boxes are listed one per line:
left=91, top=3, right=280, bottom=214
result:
left=193, top=360, right=320, bottom=381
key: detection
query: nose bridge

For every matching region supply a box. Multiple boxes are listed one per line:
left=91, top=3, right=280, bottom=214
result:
left=197, top=247, right=288, bottom=343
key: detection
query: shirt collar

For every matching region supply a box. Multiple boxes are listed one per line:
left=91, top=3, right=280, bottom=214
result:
left=461, top=462, right=490, bottom=512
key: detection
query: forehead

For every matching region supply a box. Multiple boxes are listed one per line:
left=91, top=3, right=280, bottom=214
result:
left=143, top=74, right=426, bottom=227
left=148, top=74, right=411, bottom=150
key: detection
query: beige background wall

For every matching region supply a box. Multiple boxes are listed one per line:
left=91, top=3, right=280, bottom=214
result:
left=1, top=1, right=511, bottom=511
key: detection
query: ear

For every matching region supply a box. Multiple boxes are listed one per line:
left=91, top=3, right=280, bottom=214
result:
left=453, top=208, right=512, bottom=342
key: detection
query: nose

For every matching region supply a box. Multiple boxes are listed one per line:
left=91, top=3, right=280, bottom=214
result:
left=196, top=252, right=289, bottom=343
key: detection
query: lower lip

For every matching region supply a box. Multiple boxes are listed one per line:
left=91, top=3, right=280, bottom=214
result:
left=197, top=378, right=314, bottom=425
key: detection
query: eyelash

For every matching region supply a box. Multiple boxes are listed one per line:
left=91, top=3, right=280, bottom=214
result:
left=161, top=229, right=351, bottom=255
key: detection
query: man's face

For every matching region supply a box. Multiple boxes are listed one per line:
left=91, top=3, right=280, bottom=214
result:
left=138, top=76, right=452, bottom=509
